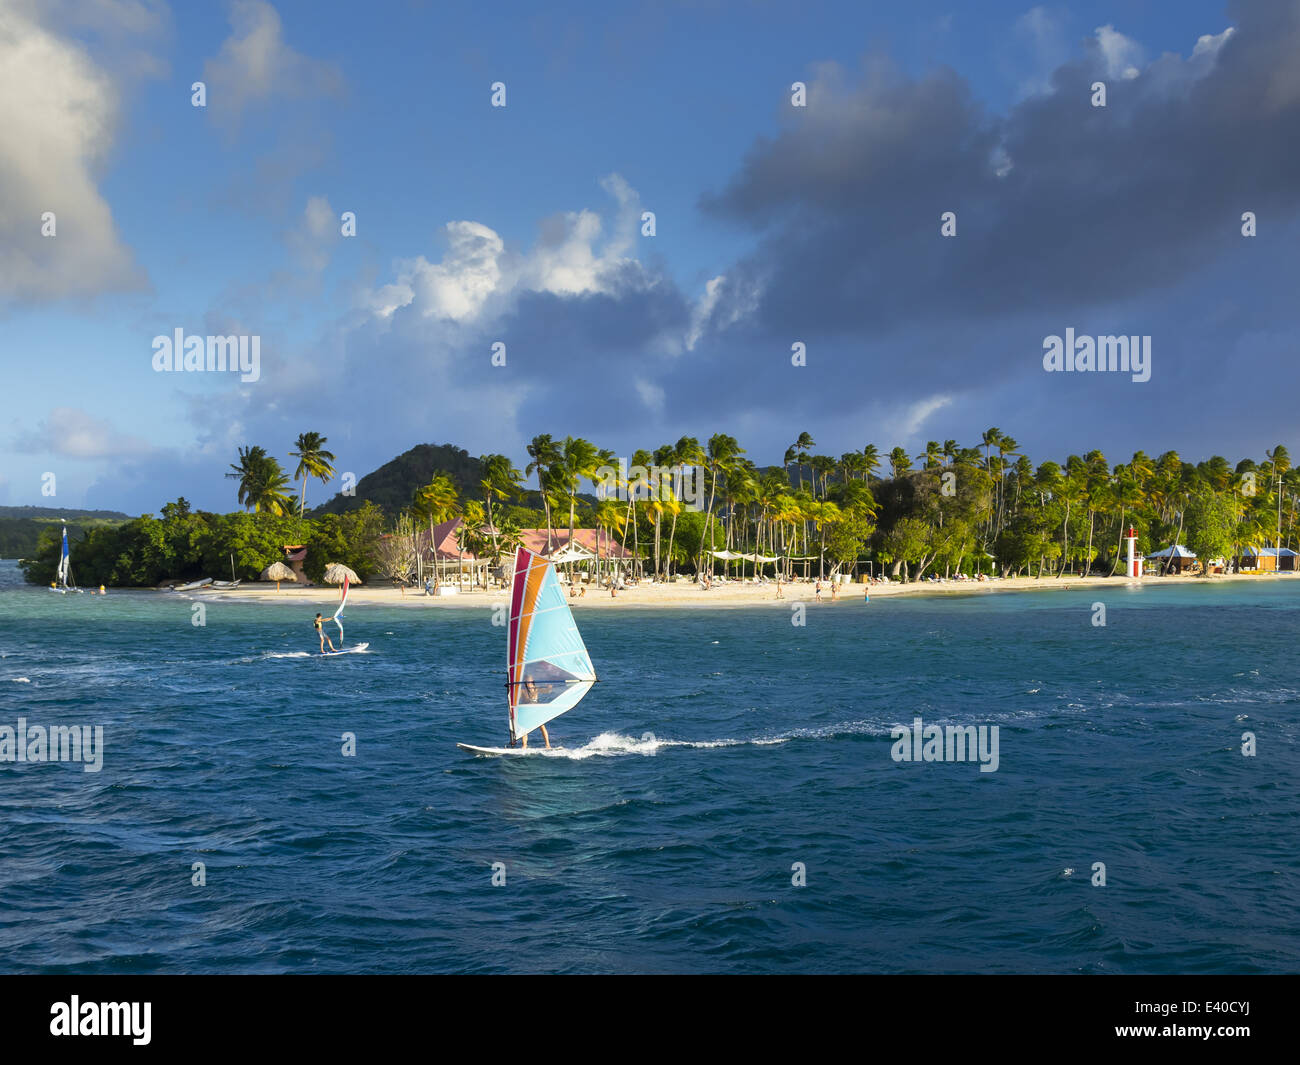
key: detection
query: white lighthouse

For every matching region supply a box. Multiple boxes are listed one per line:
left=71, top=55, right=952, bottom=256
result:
left=1125, top=526, right=1142, bottom=578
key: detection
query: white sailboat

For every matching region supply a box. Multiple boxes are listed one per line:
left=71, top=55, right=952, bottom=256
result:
left=458, top=546, right=597, bottom=755
left=49, top=523, right=83, bottom=594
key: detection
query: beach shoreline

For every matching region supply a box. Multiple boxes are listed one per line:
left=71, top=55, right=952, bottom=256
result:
left=186, top=570, right=1300, bottom=609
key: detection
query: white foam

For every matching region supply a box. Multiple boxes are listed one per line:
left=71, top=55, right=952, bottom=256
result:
left=231, top=651, right=314, bottom=663
left=533, top=730, right=794, bottom=760
left=10, top=677, right=31, bottom=683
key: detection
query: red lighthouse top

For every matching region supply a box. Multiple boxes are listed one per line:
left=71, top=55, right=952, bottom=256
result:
left=1127, top=526, right=1135, bottom=537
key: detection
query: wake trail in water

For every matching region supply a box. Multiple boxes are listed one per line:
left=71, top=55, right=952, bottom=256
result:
left=539, top=720, right=908, bottom=759
left=231, top=650, right=314, bottom=664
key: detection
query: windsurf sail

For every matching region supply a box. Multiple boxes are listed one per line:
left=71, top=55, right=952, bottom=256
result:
left=332, top=575, right=350, bottom=643
left=56, top=523, right=74, bottom=590
left=507, top=547, right=596, bottom=743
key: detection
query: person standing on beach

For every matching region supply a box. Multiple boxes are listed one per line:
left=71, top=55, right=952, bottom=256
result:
left=776, top=575, right=784, bottom=599
left=314, top=613, right=336, bottom=654
left=815, top=579, right=823, bottom=602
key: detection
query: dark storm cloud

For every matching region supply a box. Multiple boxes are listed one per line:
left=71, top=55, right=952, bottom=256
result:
left=156, top=0, right=1300, bottom=511
left=698, top=0, right=1300, bottom=345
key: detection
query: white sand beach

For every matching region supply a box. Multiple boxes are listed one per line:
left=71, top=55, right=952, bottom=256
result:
left=191, top=570, right=1300, bottom=609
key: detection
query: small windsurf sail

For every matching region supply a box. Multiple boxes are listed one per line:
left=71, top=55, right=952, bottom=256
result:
left=332, top=575, right=350, bottom=644
left=506, top=547, right=596, bottom=744
left=54, top=523, right=77, bottom=592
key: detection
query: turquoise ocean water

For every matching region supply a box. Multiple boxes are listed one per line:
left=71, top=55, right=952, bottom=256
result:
left=1, top=559, right=1297, bottom=973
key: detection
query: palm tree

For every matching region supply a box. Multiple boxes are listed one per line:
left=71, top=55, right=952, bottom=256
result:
left=663, top=436, right=704, bottom=578
left=457, top=500, right=487, bottom=587
left=861, top=444, right=881, bottom=482
left=917, top=441, right=943, bottom=470
left=810, top=455, right=836, bottom=498
left=981, top=427, right=1003, bottom=536
left=1266, top=445, right=1291, bottom=552
left=412, top=473, right=461, bottom=581
left=789, top=432, right=815, bottom=491
left=624, top=447, right=653, bottom=577
left=226, top=445, right=294, bottom=515
left=525, top=434, right=562, bottom=551
left=289, top=432, right=336, bottom=517
left=889, top=446, right=912, bottom=479
left=699, top=433, right=745, bottom=575
left=840, top=452, right=864, bottom=483
left=595, top=498, right=628, bottom=585
left=557, top=436, right=600, bottom=566
left=478, top=453, right=523, bottom=564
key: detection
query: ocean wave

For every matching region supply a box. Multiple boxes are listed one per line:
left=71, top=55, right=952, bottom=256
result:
left=9, top=676, right=31, bottom=683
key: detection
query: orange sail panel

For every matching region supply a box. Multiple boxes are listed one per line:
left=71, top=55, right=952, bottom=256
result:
left=507, top=548, right=596, bottom=741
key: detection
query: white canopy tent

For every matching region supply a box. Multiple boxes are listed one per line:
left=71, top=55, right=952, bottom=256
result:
left=548, top=543, right=595, bottom=564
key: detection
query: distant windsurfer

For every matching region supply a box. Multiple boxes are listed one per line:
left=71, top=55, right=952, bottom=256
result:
left=517, top=675, right=552, bottom=749
left=314, top=613, right=336, bottom=654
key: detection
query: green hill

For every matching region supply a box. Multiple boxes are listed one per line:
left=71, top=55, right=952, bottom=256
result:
left=311, top=443, right=489, bottom=517
left=0, top=506, right=131, bottom=558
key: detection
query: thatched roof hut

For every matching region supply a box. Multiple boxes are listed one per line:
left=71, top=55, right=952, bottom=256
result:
left=260, top=561, right=295, bottom=589
left=323, top=563, right=361, bottom=585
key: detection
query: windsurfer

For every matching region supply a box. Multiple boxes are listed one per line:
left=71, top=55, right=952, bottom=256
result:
left=517, top=675, right=552, bottom=749
left=314, top=613, right=336, bottom=653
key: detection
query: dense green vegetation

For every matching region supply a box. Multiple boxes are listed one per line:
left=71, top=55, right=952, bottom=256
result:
left=20, top=499, right=385, bottom=588
left=21, top=429, right=1299, bottom=586
left=0, top=507, right=130, bottom=558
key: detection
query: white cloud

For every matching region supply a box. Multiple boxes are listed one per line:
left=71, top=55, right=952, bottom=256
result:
left=1192, top=27, right=1235, bottom=59
left=634, top=378, right=666, bottom=416
left=13, top=407, right=154, bottom=460
left=362, top=173, right=656, bottom=324
left=1012, top=6, right=1069, bottom=98
left=373, top=221, right=505, bottom=322
left=286, top=194, right=338, bottom=273
left=686, top=276, right=725, bottom=351
left=1094, top=24, right=1144, bottom=80
left=885, top=394, right=953, bottom=440
left=203, top=0, right=343, bottom=136
left=0, top=0, right=145, bottom=304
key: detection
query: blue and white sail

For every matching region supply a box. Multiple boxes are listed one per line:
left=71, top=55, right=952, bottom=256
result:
left=506, top=547, right=596, bottom=742
left=50, top=523, right=80, bottom=593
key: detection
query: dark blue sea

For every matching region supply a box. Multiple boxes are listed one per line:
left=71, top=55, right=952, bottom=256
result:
left=1, top=559, right=1297, bottom=973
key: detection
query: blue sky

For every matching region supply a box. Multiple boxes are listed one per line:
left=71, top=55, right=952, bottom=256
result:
left=2, top=0, right=1295, bottom=513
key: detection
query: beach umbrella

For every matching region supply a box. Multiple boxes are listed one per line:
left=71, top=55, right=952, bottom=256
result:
left=323, top=563, right=361, bottom=585
left=260, top=561, right=295, bottom=590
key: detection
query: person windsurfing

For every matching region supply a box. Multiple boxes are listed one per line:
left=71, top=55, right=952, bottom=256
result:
left=314, top=612, right=336, bottom=654
left=516, top=675, right=552, bottom=749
